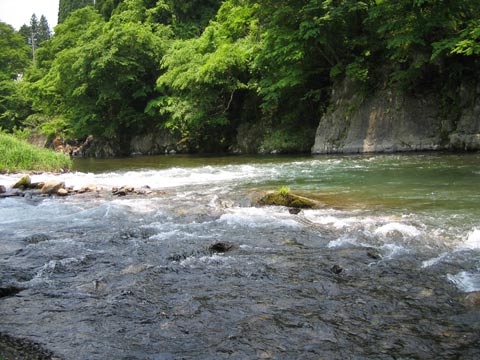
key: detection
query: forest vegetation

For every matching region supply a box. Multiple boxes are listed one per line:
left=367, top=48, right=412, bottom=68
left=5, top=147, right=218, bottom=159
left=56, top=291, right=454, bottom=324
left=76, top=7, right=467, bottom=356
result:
left=1, top=0, right=479, bottom=155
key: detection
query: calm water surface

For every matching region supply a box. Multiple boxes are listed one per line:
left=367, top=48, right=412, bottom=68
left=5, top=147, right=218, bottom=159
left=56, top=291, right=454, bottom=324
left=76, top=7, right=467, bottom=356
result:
left=0, top=153, right=479, bottom=359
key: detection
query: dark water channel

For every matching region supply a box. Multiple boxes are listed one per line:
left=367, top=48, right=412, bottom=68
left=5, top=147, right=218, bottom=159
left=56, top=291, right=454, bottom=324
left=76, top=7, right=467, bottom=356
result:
left=1, top=153, right=479, bottom=359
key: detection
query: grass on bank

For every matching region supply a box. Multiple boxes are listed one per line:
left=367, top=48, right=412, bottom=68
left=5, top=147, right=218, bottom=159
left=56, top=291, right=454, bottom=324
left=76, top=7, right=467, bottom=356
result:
left=0, top=133, right=72, bottom=172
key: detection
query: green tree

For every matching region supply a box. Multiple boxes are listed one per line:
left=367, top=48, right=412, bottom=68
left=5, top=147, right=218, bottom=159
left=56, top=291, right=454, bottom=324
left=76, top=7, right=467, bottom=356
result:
left=0, top=22, right=31, bottom=130
left=156, top=0, right=260, bottom=151
left=0, top=22, right=30, bottom=80
left=18, top=14, right=52, bottom=63
left=37, top=15, right=52, bottom=44
left=29, top=7, right=105, bottom=124
left=58, top=0, right=95, bottom=24
left=366, top=0, right=480, bottom=87
left=37, top=2, right=170, bottom=148
left=95, top=0, right=125, bottom=20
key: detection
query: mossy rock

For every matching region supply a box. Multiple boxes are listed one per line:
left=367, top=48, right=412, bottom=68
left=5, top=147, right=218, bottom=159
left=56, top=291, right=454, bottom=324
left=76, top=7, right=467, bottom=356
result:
left=12, top=175, right=31, bottom=189
left=257, top=192, right=318, bottom=208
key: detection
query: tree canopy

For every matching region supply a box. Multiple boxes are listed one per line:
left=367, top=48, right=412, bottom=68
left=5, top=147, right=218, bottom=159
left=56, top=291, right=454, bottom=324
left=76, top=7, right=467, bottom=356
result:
left=0, top=0, right=478, bottom=153
left=58, top=0, right=95, bottom=24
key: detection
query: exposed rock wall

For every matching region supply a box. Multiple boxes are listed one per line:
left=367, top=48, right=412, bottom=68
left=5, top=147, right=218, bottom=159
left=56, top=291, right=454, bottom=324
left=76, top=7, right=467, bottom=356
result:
left=449, top=82, right=480, bottom=151
left=36, top=129, right=181, bottom=158
left=312, top=80, right=480, bottom=154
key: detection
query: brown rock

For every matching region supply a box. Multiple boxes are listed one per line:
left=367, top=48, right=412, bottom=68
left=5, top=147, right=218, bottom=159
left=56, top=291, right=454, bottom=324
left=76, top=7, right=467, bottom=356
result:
left=464, top=291, right=480, bottom=307
left=77, top=184, right=101, bottom=194
left=112, top=186, right=135, bottom=196
left=0, top=185, right=5, bottom=194
left=57, top=188, right=69, bottom=196
left=41, top=180, right=65, bottom=195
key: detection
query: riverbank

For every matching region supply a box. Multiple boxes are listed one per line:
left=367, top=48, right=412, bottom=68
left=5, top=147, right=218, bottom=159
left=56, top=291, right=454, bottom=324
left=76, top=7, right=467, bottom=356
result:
left=0, top=134, right=72, bottom=173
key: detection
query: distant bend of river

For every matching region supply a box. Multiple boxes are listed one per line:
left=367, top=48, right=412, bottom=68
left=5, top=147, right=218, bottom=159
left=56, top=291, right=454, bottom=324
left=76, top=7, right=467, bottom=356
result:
left=0, top=153, right=479, bottom=359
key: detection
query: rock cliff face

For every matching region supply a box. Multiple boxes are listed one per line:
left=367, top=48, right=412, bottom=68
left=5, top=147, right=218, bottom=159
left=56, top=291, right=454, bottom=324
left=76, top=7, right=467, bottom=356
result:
left=72, top=130, right=180, bottom=157
left=312, top=80, right=480, bottom=154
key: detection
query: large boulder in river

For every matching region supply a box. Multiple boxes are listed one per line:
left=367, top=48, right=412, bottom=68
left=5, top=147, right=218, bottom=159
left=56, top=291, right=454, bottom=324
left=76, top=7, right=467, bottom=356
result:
left=257, top=190, right=318, bottom=208
left=41, top=180, right=65, bottom=195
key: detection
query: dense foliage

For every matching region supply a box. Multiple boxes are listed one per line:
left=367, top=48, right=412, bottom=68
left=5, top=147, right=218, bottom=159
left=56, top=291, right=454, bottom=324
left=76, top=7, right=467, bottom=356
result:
left=58, top=0, right=95, bottom=24
left=0, top=0, right=479, bottom=154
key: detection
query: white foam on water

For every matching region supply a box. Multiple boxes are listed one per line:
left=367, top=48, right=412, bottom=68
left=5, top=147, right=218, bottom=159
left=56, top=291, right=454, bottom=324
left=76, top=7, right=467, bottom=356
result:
left=422, top=228, right=480, bottom=269
left=327, top=236, right=358, bottom=248
left=303, top=209, right=381, bottom=231
left=0, top=197, right=91, bottom=229
left=462, top=228, right=480, bottom=250
left=218, top=207, right=299, bottom=228
left=447, top=271, right=480, bottom=293
left=380, top=243, right=409, bottom=259
left=374, top=222, right=421, bottom=238
left=312, top=215, right=353, bottom=229
left=110, top=198, right=160, bottom=215
left=180, top=254, right=234, bottom=268
left=148, top=229, right=210, bottom=242
left=421, top=252, right=450, bottom=268
left=13, top=163, right=279, bottom=191
left=149, top=229, right=182, bottom=241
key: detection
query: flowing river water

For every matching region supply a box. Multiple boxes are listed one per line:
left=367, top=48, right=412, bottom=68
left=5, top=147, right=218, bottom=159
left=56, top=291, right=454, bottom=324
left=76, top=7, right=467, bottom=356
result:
left=0, top=153, right=479, bottom=359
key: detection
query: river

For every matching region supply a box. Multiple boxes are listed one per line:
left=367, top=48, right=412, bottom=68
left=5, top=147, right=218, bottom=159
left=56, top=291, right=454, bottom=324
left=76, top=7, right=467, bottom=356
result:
left=0, top=153, right=479, bottom=359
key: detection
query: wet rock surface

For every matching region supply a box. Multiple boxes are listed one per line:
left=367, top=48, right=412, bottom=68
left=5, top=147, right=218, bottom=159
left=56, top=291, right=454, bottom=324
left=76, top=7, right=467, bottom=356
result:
left=0, top=333, right=57, bottom=360
left=209, top=241, right=235, bottom=253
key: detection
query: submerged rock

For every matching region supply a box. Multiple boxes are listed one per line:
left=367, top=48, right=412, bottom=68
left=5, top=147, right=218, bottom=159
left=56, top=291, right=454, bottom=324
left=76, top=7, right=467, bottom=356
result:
left=331, top=264, right=343, bottom=274
left=23, top=234, right=50, bottom=244
left=0, top=286, right=23, bottom=298
left=282, top=238, right=305, bottom=247
left=464, top=291, right=480, bottom=308
left=209, top=242, right=234, bottom=253
left=120, top=264, right=148, bottom=275
left=0, top=185, right=5, bottom=194
left=367, top=248, right=382, bottom=260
